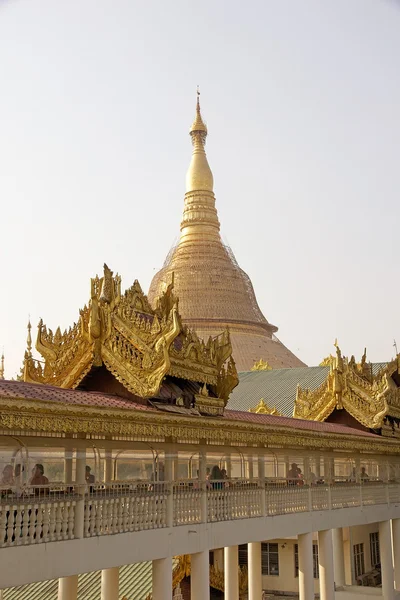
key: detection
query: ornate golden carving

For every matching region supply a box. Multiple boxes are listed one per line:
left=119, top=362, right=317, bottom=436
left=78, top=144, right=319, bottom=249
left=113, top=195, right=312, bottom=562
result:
left=251, top=358, right=273, bottom=371
left=172, top=555, right=248, bottom=596
left=22, top=264, right=238, bottom=404
left=294, top=345, right=396, bottom=429
left=249, top=398, right=282, bottom=416
left=194, top=384, right=225, bottom=416
left=0, top=395, right=399, bottom=454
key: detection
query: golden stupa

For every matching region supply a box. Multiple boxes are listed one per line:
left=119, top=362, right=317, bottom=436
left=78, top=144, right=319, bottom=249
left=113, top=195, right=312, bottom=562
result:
left=148, top=94, right=305, bottom=371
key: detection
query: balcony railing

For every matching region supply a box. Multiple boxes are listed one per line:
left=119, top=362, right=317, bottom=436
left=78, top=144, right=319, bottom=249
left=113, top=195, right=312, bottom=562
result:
left=0, top=478, right=398, bottom=549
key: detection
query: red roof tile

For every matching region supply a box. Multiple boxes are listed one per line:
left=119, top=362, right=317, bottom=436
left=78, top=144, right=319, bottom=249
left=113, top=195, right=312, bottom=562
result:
left=224, top=410, right=378, bottom=438
left=0, top=380, right=154, bottom=411
left=0, top=380, right=379, bottom=439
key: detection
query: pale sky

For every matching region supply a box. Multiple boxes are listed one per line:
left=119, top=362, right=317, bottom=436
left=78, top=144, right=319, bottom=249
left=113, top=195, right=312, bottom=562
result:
left=1, top=0, right=399, bottom=378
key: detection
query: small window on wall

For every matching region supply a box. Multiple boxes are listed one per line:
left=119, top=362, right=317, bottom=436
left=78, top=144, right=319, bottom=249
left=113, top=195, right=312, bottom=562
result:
left=294, top=544, right=319, bottom=579
left=261, top=543, right=279, bottom=576
left=354, top=543, right=365, bottom=579
left=370, top=532, right=380, bottom=568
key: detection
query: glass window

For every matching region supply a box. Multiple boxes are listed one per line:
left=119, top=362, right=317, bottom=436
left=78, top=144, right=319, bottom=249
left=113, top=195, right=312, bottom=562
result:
left=354, top=543, right=365, bottom=579
left=261, top=543, right=279, bottom=576
left=370, top=532, right=380, bottom=568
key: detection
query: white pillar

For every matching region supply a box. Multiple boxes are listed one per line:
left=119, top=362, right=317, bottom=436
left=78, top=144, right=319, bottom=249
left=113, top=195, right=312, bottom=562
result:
left=379, top=520, right=395, bottom=600
left=224, top=545, right=239, bottom=600
left=258, top=456, right=266, bottom=516
left=64, top=449, right=73, bottom=484
left=298, top=532, right=314, bottom=600
left=104, top=449, right=112, bottom=482
left=152, top=557, right=172, bottom=600
left=74, top=448, right=86, bottom=539
left=58, top=575, right=78, bottom=600
left=165, top=451, right=173, bottom=528
left=392, top=518, right=400, bottom=590
left=332, top=528, right=346, bottom=588
left=191, top=550, right=210, bottom=600
left=199, top=447, right=207, bottom=523
left=318, top=530, right=334, bottom=600
left=248, top=455, right=254, bottom=480
left=248, top=542, right=262, bottom=600
left=101, top=567, right=119, bottom=600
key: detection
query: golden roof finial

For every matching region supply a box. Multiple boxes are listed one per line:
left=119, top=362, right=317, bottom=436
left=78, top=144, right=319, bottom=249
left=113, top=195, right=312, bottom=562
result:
left=0, top=351, right=4, bottom=380
left=27, top=319, right=32, bottom=357
left=189, top=86, right=207, bottom=141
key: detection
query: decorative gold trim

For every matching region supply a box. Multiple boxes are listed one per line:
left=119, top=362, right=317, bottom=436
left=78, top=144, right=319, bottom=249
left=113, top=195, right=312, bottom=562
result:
left=0, top=396, right=399, bottom=453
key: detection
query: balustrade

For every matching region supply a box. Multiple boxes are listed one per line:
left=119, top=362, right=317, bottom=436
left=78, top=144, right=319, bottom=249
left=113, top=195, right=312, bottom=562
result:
left=1, top=478, right=399, bottom=548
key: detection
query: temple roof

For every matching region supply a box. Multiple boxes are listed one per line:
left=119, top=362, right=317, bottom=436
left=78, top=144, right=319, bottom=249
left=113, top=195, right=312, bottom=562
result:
left=0, top=378, right=381, bottom=440
left=21, top=263, right=238, bottom=417
left=3, top=562, right=154, bottom=600
left=229, top=347, right=398, bottom=432
left=229, top=366, right=331, bottom=417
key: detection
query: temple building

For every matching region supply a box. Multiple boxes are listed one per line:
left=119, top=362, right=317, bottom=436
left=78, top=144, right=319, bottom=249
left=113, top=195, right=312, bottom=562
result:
left=148, top=95, right=305, bottom=372
left=2, top=98, right=400, bottom=600
left=230, top=345, right=400, bottom=437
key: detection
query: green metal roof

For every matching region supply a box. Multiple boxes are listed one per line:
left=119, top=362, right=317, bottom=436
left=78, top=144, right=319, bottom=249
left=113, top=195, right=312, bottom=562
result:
left=4, top=562, right=153, bottom=600
left=229, top=363, right=388, bottom=417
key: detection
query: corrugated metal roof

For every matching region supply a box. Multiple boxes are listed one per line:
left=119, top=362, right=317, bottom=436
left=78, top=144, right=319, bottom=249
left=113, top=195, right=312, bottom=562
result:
left=228, top=367, right=330, bottom=417
left=229, top=363, right=388, bottom=418
left=4, top=562, right=154, bottom=600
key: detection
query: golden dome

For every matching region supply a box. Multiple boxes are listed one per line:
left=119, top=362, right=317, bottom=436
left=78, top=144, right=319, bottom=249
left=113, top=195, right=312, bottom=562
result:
left=148, top=95, right=305, bottom=372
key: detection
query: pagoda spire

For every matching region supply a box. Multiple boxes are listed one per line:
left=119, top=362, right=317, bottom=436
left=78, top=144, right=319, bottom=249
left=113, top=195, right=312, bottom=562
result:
left=185, top=89, right=214, bottom=193
left=181, top=90, right=220, bottom=245
left=0, top=351, right=4, bottom=380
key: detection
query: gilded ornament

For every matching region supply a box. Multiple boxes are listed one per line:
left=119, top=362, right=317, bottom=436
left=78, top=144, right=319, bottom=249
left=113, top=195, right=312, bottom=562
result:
left=249, top=398, right=282, bottom=416
left=294, top=345, right=397, bottom=429
left=251, top=358, right=273, bottom=371
left=21, top=264, right=238, bottom=405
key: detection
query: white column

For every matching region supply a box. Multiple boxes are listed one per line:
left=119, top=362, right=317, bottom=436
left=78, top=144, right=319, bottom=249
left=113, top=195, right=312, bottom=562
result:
left=74, top=448, right=86, bottom=539
left=101, top=567, right=119, bottom=600
left=318, top=530, right=334, bottom=600
left=165, top=451, right=173, bottom=528
left=224, top=545, right=239, bottom=600
left=392, top=518, right=400, bottom=590
left=332, top=528, right=346, bottom=588
left=226, top=456, right=232, bottom=478
left=58, top=575, right=78, bottom=600
left=379, top=520, right=395, bottom=600
left=258, top=456, right=266, bottom=516
left=248, top=542, right=262, bottom=600
left=152, top=557, right=172, bottom=600
left=104, top=449, right=112, bottom=482
left=248, top=455, right=254, bottom=480
left=64, top=449, right=73, bottom=484
left=191, top=550, right=210, bottom=600
left=199, top=447, right=207, bottom=523
left=298, top=532, right=314, bottom=600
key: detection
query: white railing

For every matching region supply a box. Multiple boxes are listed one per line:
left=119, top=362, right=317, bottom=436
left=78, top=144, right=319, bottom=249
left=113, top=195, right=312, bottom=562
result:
left=0, top=484, right=77, bottom=547
left=0, top=479, right=399, bottom=548
left=84, top=482, right=168, bottom=537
